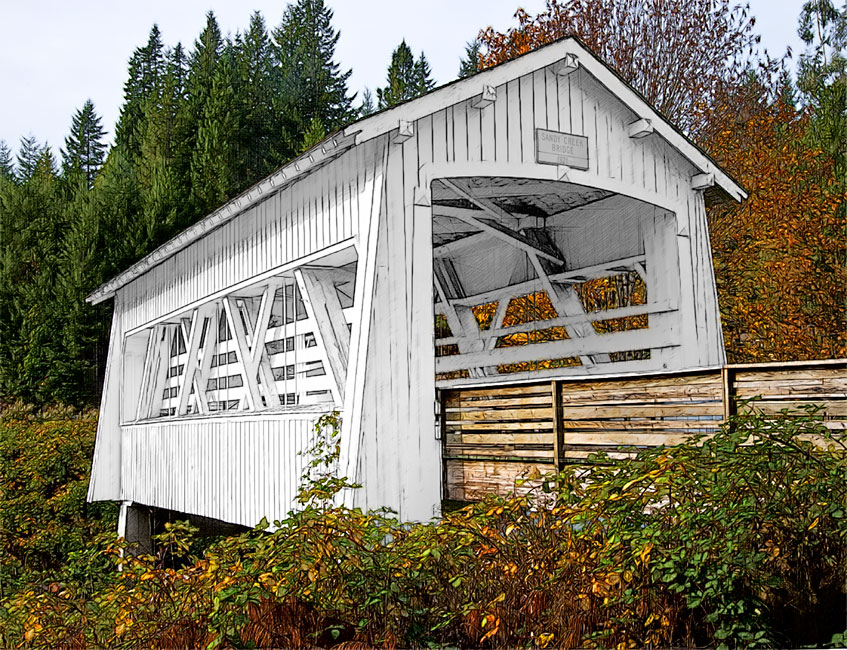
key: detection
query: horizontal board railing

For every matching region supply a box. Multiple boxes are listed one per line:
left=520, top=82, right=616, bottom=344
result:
left=442, top=359, right=847, bottom=501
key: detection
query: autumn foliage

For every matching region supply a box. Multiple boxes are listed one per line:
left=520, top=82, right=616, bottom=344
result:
left=708, top=98, right=846, bottom=361
left=1, top=411, right=846, bottom=648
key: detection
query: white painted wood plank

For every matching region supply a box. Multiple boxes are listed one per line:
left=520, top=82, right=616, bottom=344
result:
left=519, top=73, right=535, bottom=164
left=494, top=83, right=508, bottom=163
left=467, top=98, right=482, bottom=162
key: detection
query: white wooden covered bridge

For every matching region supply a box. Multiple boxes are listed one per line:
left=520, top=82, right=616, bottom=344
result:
left=85, top=37, right=746, bottom=539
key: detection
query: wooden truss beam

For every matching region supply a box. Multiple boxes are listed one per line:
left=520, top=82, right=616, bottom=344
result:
left=223, top=285, right=280, bottom=412
left=135, top=324, right=166, bottom=421
left=176, top=306, right=211, bottom=416
left=432, top=180, right=567, bottom=200
left=296, top=268, right=351, bottom=404
left=435, top=300, right=673, bottom=345
left=434, top=259, right=492, bottom=378
left=433, top=231, right=495, bottom=258
left=436, top=180, right=565, bottom=265
left=239, top=282, right=282, bottom=409
left=436, top=254, right=648, bottom=308
left=436, top=325, right=674, bottom=374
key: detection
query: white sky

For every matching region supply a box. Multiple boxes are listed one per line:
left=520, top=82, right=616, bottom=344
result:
left=0, top=0, right=807, bottom=159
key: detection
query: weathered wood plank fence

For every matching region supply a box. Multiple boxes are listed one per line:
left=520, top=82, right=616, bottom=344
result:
left=442, top=359, right=847, bottom=501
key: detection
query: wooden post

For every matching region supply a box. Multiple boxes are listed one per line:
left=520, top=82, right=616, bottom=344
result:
left=439, top=389, right=449, bottom=500
left=721, top=366, right=736, bottom=426
left=551, top=380, right=564, bottom=470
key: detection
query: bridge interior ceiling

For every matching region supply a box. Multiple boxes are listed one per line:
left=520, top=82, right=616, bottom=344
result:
left=430, top=176, right=679, bottom=385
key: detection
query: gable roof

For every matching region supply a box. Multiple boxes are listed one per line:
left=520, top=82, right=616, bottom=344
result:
left=87, top=35, right=745, bottom=305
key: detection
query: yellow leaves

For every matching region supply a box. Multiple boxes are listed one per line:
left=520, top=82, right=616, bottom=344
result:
left=115, top=622, right=126, bottom=637
left=808, top=517, right=820, bottom=531
left=638, top=543, right=654, bottom=566
left=479, top=614, right=501, bottom=642
left=537, top=631, right=555, bottom=647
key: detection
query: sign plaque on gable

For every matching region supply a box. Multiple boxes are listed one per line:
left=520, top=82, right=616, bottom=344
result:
left=535, top=128, right=589, bottom=169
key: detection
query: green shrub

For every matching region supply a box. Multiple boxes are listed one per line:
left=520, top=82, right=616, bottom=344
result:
left=0, top=405, right=117, bottom=597
left=2, top=408, right=845, bottom=649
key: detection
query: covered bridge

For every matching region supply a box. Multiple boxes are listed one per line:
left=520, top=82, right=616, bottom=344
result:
left=86, top=37, right=746, bottom=537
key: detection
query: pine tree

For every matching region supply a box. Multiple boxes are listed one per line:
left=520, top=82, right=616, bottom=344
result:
left=61, top=100, right=107, bottom=190
left=360, top=88, right=376, bottom=116
left=0, top=148, right=65, bottom=402
left=192, top=43, right=241, bottom=213
left=16, top=136, right=44, bottom=183
left=415, top=52, right=436, bottom=94
left=458, top=39, right=481, bottom=78
left=377, top=41, right=435, bottom=109
left=301, top=115, right=327, bottom=150
left=186, top=12, right=223, bottom=121
left=0, top=141, right=14, bottom=180
left=187, top=12, right=225, bottom=211
left=235, top=12, right=277, bottom=185
left=115, top=26, right=166, bottom=162
left=136, top=43, right=193, bottom=242
left=796, top=0, right=846, bottom=181
left=377, top=41, right=416, bottom=109
left=273, top=0, right=354, bottom=156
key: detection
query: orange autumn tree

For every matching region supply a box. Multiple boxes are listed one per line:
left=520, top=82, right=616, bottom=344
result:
left=477, top=0, right=846, bottom=361
left=708, top=95, right=846, bottom=361
left=477, top=0, right=770, bottom=140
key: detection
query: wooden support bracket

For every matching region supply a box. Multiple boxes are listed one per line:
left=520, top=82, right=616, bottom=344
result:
left=554, top=53, right=579, bottom=76
left=392, top=120, right=414, bottom=144
left=628, top=118, right=654, bottom=139
left=471, top=85, right=497, bottom=109
left=691, top=173, right=715, bottom=190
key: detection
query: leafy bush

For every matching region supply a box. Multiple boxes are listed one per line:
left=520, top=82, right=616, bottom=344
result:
left=1, top=408, right=845, bottom=649
left=0, top=405, right=117, bottom=597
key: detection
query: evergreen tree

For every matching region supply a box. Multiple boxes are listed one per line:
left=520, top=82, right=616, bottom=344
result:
left=16, top=136, right=44, bottom=183
left=187, top=12, right=225, bottom=211
left=377, top=41, right=436, bottom=109
left=273, top=0, right=355, bottom=155
left=186, top=12, right=223, bottom=122
left=360, top=87, right=376, bottom=116
left=458, top=39, right=481, bottom=78
left=415, top=52, right=436, bottom=94
left=796, top=0, right=846, bottom=181
left=301, top=115, right=327, bottom=150
left=235, top=12, right=277, bottom=185
left=115, top=26, right=166, bottom=161
left=192, top=43, right=241, bottom=214
left=0, top=149, right=65, bottom=402
left=137, top=43, right=193, bottom=242
left=61, top=100, right=107, bottom=190
left=0, top=141, right=14, bottom=180
left=92, top=147, right=145, bottom=278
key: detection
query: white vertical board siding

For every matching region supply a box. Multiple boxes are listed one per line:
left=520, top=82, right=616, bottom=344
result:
left=87, top=296, right=125, bottom=501
left=352, top=137, right=440, bottom=522
left=121, top=414, right=323, bottom=527
left=120, top=138, right=388, bottom=332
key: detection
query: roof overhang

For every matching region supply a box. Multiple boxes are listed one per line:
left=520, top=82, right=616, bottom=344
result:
left=85, top=131, right=359, bottom=304
left=87, top=36, right=745, bottom=305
